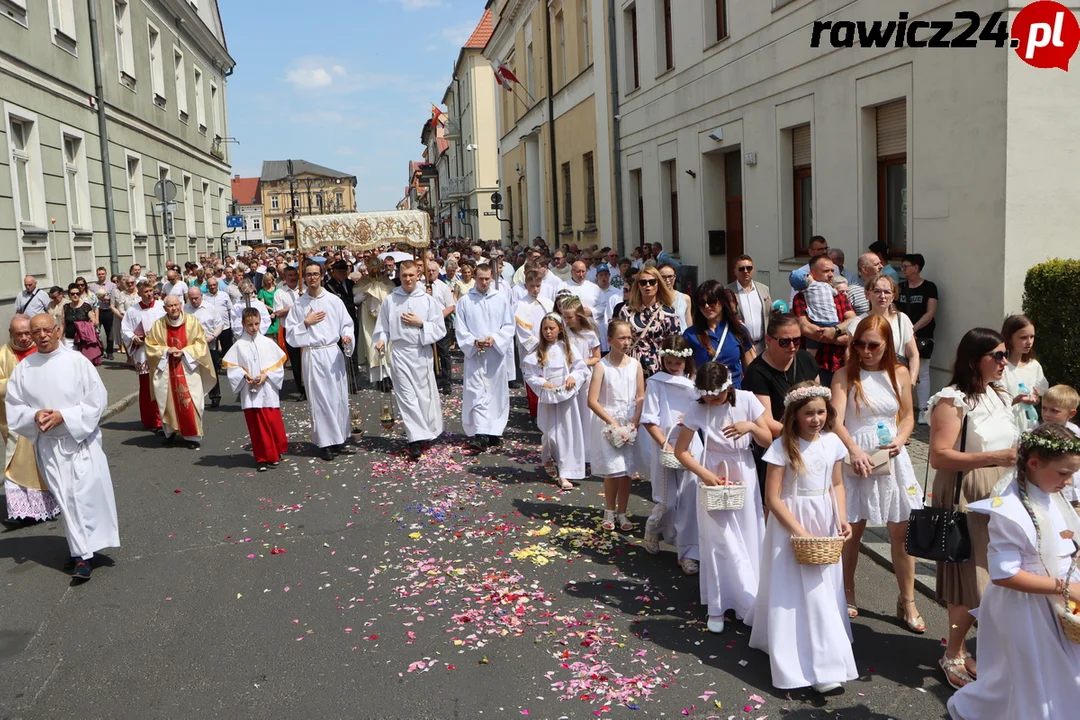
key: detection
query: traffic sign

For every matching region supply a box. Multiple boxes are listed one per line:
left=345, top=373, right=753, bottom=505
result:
left=153, top=179, right=177, bottom=203
left=457, top=210, right=466, bottom=221
left=483, top=211, right=497, bottom=216
left=226, top=215, right=245, bottom=229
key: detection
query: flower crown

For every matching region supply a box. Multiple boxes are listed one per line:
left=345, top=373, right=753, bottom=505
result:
left=1020, top=431, right=1080, bottom=456
left=543, top=313, right=565, bottom=324
left=697, top=377, right=733, bottom=397
left=784, top=385, right=832, bottom=407
left=660, top=348, right=693, bottom=358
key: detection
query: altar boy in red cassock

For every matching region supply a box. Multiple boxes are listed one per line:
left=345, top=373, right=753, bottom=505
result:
left=222, top=308, right=289, bottom=471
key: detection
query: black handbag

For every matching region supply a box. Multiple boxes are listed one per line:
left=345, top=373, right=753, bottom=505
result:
left=905, top=416, right=972, bottom=563
left=916, top=337, right=935, bottom=359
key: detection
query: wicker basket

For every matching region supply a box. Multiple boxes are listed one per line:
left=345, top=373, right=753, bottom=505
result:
left=1057, top=557, right=1080, bottom=645
left=791, top=536, right=845, bottom=565
left=659, top=425, right=684, bottom=470
left=698, top=461, right=745, bottom=511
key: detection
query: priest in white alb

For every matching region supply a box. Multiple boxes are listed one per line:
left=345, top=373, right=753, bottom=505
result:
left=455, top=264, right=514, bottom=452
left=373, top=260, right=447, bottom=461
left=5, top=314, right=119, bottom=581
left=145, top=295, right=217, bottom=449
left=120, top=279, right=164, bottom=431
left=286, top=262, right=355, bottom=462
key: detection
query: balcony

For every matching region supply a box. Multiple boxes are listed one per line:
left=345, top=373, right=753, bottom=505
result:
left=444, top=118, right=461, bottom=139
left=444, top=176, right=469, bottom=197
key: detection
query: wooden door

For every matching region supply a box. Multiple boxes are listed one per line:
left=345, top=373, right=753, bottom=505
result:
left=724, top=151, right=743, bottom=284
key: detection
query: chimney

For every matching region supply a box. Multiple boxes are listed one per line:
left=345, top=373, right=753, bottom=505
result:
left=234, top=174, right=240, bottom=179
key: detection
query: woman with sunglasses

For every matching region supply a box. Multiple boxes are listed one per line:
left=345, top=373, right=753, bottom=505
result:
left=616, top=266, right=680, bottom=378
left=830, top=315, right=924, bottom=631
left=683, top=280, right=755, bottom=389
left=927, top=328, right=1019, bottom=690
left=843, top=274, right=919, bottom=384
left=62, top=283, right=103, bottom=364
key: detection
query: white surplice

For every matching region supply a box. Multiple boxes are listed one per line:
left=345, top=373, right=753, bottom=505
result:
left=513, top=295, right=553, bottom=362
left=5, top=347, right=119, bottom=559
left=231, top=298, right=272, bottom=337
left=223, top=333, right=286, bottom=410
left=120, top=301, right=164, bottom=372
left=523, top=344, right=588, bottom=480
left=455, top=288, right=515, bottom=437
left=373, top=286, right=447, bottom=443
left=285, top=290, right=354, bottom=448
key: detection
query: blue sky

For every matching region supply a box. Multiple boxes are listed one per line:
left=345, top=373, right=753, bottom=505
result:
left=219, top=0, right=488, bottom=209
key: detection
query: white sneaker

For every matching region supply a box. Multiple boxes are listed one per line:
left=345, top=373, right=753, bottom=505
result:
left=813, top=682, right=843, bottom=695
left=917, top=410, right=929, bottom=426
left=707, top=616, right=725, bottom=634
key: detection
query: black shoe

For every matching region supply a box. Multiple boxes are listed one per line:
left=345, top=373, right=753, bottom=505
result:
left=257, top=464, right=269, bottom=472
left=154, top=427, right=165, bottom=436
left=486, top=436, right=502, bottom=448
left=267, top=461, right=280, bottom=468
left=104, top=353, right=115, bottom=361
left=184, top=440, right=201, bottom=450
left=210, top=398, right=220, bottom=408
left=467, top=438, right=486, bottom=454
left=405, top=442, right=422, bottom=461
left=320, top=447, right=335, bottom=462
left=70, top=559, right=92, bottom=580
left=162, top=434, right=175, bottom=446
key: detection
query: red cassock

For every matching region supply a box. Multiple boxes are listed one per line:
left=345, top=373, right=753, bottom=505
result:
left=244, top=408, right=289, bottom=464
left=165, top=322, right=201, bottom=438
left=138, top=374, right=162, bottom=429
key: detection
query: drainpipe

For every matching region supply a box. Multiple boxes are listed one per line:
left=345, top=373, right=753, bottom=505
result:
left=544, top=5, right=559, bottom=243
left=87, top=0, right=119, bottom=275
left=607, top=0, right=625, bottom=256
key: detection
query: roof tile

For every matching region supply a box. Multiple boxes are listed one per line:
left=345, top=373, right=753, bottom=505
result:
left=464, top=9, right=493, bottom=49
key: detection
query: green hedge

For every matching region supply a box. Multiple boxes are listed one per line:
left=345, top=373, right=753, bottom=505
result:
left=1023, top=259, right=1080, bottom=391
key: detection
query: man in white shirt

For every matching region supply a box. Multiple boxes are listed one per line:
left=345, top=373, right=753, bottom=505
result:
left=425, top=261, right=456, bottom=395
left=273, top=266, right=305, bottom=399
left=726, top=254, right=771, bottom=354
left=564, top=261, right=601, bottom=317
left=204, top=277, right=234, bottom=352
left=14, top=275, right=49, bottom=318
left=594, top=264, right=622, bottom=353
left=185, top=287, right=226, bottom=408
left=231, top=280, right=272, bottom=338
left=161, top=269, right=189, bottom=300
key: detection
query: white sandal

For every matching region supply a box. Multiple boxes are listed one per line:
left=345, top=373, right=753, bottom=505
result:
left=601, top=510, right=616, bottom=531
left=617, top=513, right=634, bottom=532
left=679, top=558, right=699, bottom=575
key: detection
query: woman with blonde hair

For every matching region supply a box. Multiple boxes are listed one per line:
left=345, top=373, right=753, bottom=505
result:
left=617, top=265, right=681, bottom=378
left=830, top=315, right=923, bottom=629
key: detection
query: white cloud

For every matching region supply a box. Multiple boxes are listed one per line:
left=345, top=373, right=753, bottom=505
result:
left=290, top=110, right=345, bottom=125
left=442, top=22, right=477, bottom=47
left=285, top=67, right=333, bottom=89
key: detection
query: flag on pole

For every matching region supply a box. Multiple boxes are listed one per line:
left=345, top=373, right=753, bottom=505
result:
left=492, top=61, right=519, bottom=91
left=430, top=104, right=443, bottom=126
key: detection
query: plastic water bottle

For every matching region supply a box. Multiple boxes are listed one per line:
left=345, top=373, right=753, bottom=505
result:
left=1018, top=383, right=1040, bottom=425
left=876, top=421, right=893, bottom=448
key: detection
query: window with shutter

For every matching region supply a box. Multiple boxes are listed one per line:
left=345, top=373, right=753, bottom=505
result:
left=792, top=124, right=813, bottom=255
left=876, top=100, right=907, bottom=254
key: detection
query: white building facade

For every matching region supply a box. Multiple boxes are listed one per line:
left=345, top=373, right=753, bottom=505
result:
left=1, top=0, right=234, bottom=314
left=614, top=0, right=1080, bottom=385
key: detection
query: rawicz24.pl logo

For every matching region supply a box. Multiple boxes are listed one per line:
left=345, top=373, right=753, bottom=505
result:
left=810, top=1, right=1080, bottom=71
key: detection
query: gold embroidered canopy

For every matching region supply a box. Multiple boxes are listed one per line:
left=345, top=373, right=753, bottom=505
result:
left=294, top=210, right=430, bottom=251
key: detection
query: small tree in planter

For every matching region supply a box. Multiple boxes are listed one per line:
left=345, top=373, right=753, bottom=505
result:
left=1023, top=259, right=1080, bottom=391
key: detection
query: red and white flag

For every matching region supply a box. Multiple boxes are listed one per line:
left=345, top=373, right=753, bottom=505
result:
left=492, top=60, right=519, bottom=91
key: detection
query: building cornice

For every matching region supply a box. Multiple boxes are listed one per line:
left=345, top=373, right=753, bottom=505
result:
left=159, top=0, right=235, bottom=73
left=487, top=0, right=533, bottom=61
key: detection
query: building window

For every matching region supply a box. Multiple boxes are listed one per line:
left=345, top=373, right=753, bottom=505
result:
left=270, top=194, right=279, bottom=210
left=629, top=169, right=644, bottom=249
left=580, top=0, right=590, bottom=66
left=272, top=218, right=281, bottom=232
left=665, top=161, right=680, bottom=254
left=525, top=42, right=535, bottom=100
left=792, top=124, right=813, bottom=255
left=710, top=0, right=728, bottom=44
left=292, top=195, right=299, bottom=209
left=252, top=217, right=261, bottom=231
left=201, top=180, right=212, bottom=239
left=62, top=132, right=89, bottom=230
left=193, top=66, right=206, bottom=131
left=148, top=23, right=165, bottom=104
left=183, top=174, right=195, bottom=238
left=126, top=154, right=146, bottom=234
left=583, top=152, right=596, bottom=224
left=876, top=100, right=907, bottom=254
left=335, top=191, right=343, bottom=208
left=217, top=186, right=226, bottom=232
left=174, top=48, right=188, bottom=119
left=5, top=0, right=28, bottom=26
left=316, top=194, right=323, bottom=210
left=114, top=1, right=135, bottom=80
left=659, top=0, right=673, bottom=72
left=625, top=5, right=640, bottom=91
left=555, top=11, right=566, bottom=88
left=7, top=112, right=44, bottom=228
left=209, top=83, right=219, bottom=138
left=561, top=162, right=572, bottom=229
left=49, top=0, right=77, bottom=46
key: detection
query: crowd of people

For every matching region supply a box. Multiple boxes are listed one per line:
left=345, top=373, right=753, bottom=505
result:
left=3, top=233, right=1079, bottom=717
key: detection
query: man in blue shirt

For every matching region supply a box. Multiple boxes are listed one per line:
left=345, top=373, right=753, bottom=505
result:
left=651, top=242, right=680, bottom=270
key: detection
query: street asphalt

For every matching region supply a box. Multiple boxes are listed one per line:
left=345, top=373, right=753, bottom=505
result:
left=1, top=362, right=958, bottom=720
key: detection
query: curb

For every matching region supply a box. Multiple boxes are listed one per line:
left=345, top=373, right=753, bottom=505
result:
left=859, top=541, right=938, bottom=600
left=102, top=391, right=139, bottom=422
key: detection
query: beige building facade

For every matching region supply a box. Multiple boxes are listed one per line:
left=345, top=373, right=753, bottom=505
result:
left=486, top=0, right=618, bottom=251
left=259, top=160, right=357, bottom=247
left=1, top=0, right=234, bottom=312
left=614, top=0, right=1080, bottom=385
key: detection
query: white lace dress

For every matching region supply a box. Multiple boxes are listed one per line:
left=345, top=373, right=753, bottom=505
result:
left=841, top=370, right=923, bottom=524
